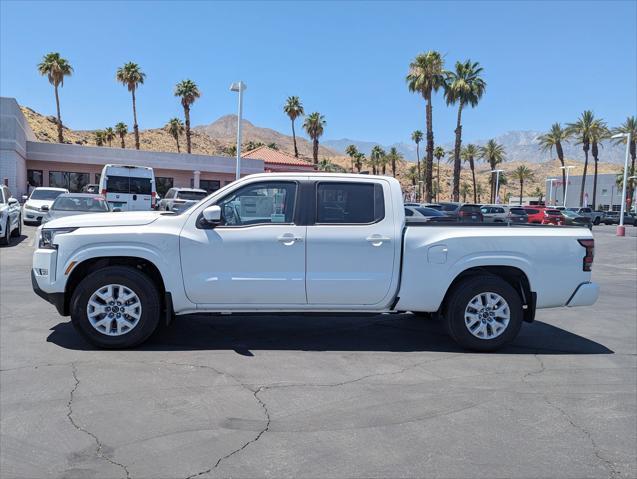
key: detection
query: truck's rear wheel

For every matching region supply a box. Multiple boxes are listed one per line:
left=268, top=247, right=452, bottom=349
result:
left=445, top=275, right=523, bottom=352
left=70, top=266, right=161, bottom=349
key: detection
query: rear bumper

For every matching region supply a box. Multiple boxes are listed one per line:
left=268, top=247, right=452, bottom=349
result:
left=566, top=282, right=599, bottom=307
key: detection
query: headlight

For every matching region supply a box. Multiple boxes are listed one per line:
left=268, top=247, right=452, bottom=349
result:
left=24, top=204, right=38, bottom=211
left=39, top=228, right=77, bottom=249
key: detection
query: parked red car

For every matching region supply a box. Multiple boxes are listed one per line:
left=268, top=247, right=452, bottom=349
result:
left=522, top=205, right=546, bottom=223
left=542, top=208, right=564, bottom=225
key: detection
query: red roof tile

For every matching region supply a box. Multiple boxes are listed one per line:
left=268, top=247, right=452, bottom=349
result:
left=243, top=145, right=315, bottom=168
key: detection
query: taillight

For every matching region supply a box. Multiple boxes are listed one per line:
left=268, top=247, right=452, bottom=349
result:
left=151, top=191, right=156, bottom=208
left=459, top=211, right=469, bottom=217
left=100, top=189, right=107, bottom=196
left=578, top=239, right=594, bottom=271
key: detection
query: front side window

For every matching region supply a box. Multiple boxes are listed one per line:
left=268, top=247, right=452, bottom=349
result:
left=216, top=181, right=297, bottom=226
left=317, top=182, right=385, bottom=224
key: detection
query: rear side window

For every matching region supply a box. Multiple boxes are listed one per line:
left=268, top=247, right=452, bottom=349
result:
left=317, top=182, right=385, bottom=224
left=106, top=176, right=129, bottom=194
left=130, top=177, right=152, bottom=195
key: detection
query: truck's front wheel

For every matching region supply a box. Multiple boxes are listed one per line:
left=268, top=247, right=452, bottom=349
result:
left=70, top=266, right=161, bottom=349
left=445, top=276, right=523, bottom=352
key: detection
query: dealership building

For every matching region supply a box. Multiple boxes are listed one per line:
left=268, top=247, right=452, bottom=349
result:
left=544, top=173, right=634, bottom=211
left=0, top=97, right=314, bottom=199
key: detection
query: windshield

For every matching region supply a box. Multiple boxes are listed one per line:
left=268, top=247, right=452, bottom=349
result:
left=509, top=208, right=527, bottom=215
left=30, top=189, right=65, bottom=201
left=51, top=196, right=109, bottom=212
left=415, top=207, right=444, bottom=216
left=562, top=211, right=577, bottom=217
left=177, top=191, right=207, bottom=201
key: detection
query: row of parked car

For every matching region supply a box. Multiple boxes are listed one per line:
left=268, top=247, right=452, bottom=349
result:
left=403, top=202, right=637, bottom=228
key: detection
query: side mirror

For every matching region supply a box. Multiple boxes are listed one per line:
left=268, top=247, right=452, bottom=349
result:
left=112, top=207, right=122, bottom=212
left=40, top=205, right=49, bottom=212
left=8, top=198, right=18, bottom=205
left=21, top=195, right=28, bottom=202
left=202, top=205, right=222, bottom=225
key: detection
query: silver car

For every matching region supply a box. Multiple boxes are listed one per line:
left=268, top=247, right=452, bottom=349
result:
left=0, top=185, right=21, bottom=245
left=41, top=193, right=111, bottom=225
left=480, top=205, right=528, bottom=223
left=158, top=188, right=208, bottom=213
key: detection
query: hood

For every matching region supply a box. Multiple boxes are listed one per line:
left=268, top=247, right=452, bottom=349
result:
left=43, top=211, right=163, bottom=229
left=25, top=199, right=55, bottom=209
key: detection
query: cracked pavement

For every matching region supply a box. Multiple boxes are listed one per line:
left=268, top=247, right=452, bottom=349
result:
left=1, top=224, right=636, bottom=479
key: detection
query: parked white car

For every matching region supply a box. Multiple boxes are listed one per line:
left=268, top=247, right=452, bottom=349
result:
left=41, top=193, right=112, bottom=225
left=158, top=188, right=208, bottom=212
left=98, top=164, right=156, bottom=211
left=22, top=187, right=68, bottom=225
left=0, top=184, right=21, bottom=245
left=32, top=173, right=599, bottom=351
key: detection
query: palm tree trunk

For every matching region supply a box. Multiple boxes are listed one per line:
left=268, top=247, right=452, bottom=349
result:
left=184, top=105, right=192, bottom=154
left=132, top=89, right=140, bottom=150
left=120, top=134, right=125, bottom=149
left=470, top=159, right=477, bottom=203
left=312, top=139, right=318, bottom=164
left=579, top=147, right=589, bottom=206
left=592, top=156, right=599, bottom=209
left=519, top=180, right=523, bottom=205
left=425, top=94, right=434, bottom=202
left=176, top=135, right=181, bottom=153
left=452, top=103, right=463, bottom=202
left=436, top=158, right=441, bottom=202
left=54, top=84, right=63, bottom=143
left=415, top=144, right=421, bottom=201
left=291, top=120, right=298, bottom=158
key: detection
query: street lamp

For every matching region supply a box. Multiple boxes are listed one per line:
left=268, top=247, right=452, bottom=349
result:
left=546, top=178, right=557, bottom=205
left=230, top=81, right=247, bottom=180
left=560, top=165, right=575, bottom=207
left=491, top=169, right=504, bottom=203
left=611, top=132, right=631, bottom=236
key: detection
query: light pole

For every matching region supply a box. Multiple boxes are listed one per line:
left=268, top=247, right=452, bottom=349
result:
left=560, top=165, right=575, bottom=207
left=491, top=169, right=503, bottom=203
left=230, top=81, right=247, bottom=180
left=546, top=178, right=557, bottom=205
left=611, top=132, right=631, bottom=236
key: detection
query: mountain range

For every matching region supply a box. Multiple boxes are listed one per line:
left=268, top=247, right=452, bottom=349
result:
left=323, top=130, right=628, bottom=165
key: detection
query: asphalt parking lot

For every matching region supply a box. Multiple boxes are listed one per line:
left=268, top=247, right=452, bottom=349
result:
left=1, top=224, right=636, bottom=479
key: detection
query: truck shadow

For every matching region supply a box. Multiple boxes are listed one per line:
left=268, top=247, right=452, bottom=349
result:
left=47, top=313, right=613, bottom=355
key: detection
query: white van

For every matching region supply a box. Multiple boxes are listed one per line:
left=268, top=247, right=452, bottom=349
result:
left=99, top=165, right=156, bottom=211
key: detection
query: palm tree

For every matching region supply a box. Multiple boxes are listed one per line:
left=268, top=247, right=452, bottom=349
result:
left=370, top=146, right=386, bottom=175
left=444, top=60, right=486, bottom=201
left=611, top=116, right=637, bottom=207
left=114, top=122, right=128, bottom=148
left=537, top=123, right=572, bottom=202
left=94, top=130, right=106, bottom=146
left=268, top=142, right=278, bottom=150
left=174, top=79, right=201, bottom=154
left=104, top=127, right=115, bottom=147
left=405, top=164, right=419, bottom=186
left=303, top=112, right=326, bottom=164
left=354, top=152, right=366, bottom=173
left=345, top=144, right=359, bottom=173
left=284, top=96, right=304, bottom=158
left=480, top=139, right=506, bottom=203
left=166, top=117, right=184, bottom=153
left=589, top=119, right=609, bottom=208
left=433, top=146, right=445, bottom=202
left=531, top=186, right=544, bottom=202
left=116, top=62, right=145, bottom=150
left=406, top=51, right=447, bottom=202
left=475, top=182, right=485, bottom=203
left=37, top=53, right=73, bottom=143
left=511, top=165, right=534, bottom=205
left=388, top=147, right=401, bottom=177
left=411, top=130, right=423, bottom=185
left=461, top=144, right=479, bottom=203
left=460, top=182, right=471, bottom=202
left=317, top=158, right=344, bottom=172
left=567, top=111, right=596, bottom=206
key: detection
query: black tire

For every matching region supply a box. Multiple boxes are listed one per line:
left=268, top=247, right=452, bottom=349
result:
left=444, top=275, right=523, bottom=352
left=11, top=215, right=21, bottom=237
left=70, top=266, right=161, bottom=349
left=593, top=217, right=600, bottom=225
left=0, top=219, right=10, bottom=246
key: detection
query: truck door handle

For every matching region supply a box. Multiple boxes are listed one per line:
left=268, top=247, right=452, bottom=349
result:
left=366, top=234, right=391, bottom=246
left=277, top=233, right=303, bottom=245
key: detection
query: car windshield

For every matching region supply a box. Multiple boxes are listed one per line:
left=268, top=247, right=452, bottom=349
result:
left=414, top=207, right=444, bottom=216
left=562, top=211, right=577, bottom=217
left=177, top=191, right=207, bottom=201
left=509, top=208, right=527, bottom=215
left=30, top=189, right=65, bottom=201
left=51, top=196, right=109, bottom=212
left=438, top=203, right=459, bottom=212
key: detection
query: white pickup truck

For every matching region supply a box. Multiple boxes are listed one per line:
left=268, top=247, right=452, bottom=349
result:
left=32, top=173, right=599, bottom=351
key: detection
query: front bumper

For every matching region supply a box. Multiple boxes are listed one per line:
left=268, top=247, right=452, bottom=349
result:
left=566, top=282, right=599, bottom=307
left=31, top=269, right=66, bottom=315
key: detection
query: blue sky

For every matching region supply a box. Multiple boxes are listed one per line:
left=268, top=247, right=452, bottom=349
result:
left=1, top=1, right=635, bottom=145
